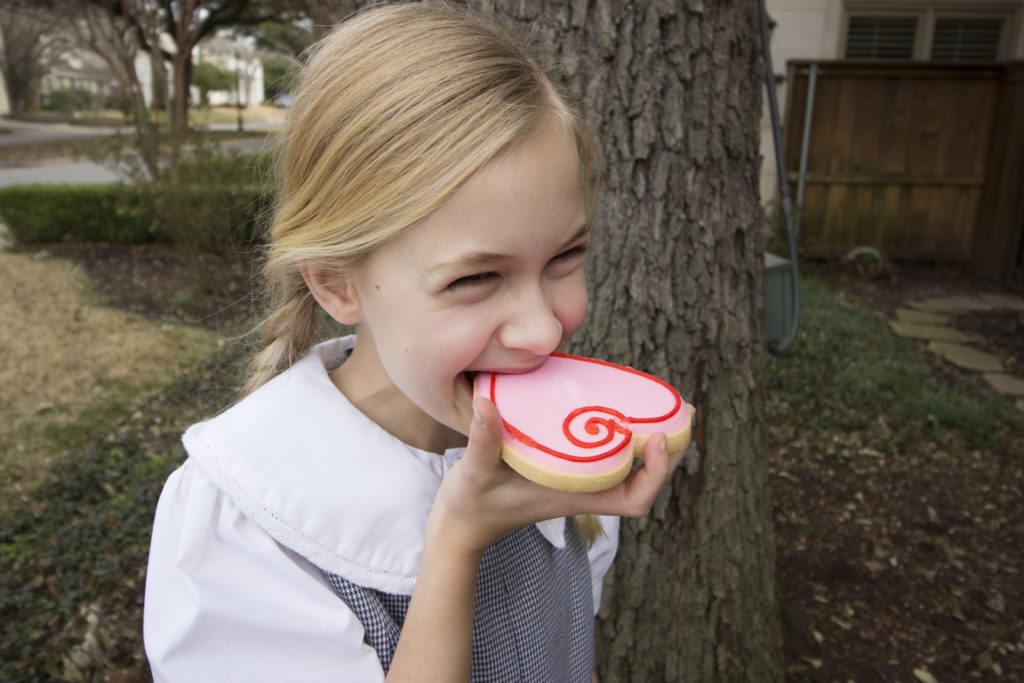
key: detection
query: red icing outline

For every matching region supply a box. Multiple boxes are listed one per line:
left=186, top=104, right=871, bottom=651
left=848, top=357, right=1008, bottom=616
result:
left=485, top=353, right=684, bottom=463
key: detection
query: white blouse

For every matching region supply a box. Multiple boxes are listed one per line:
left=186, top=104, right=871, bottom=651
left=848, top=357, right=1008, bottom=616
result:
left=144, top=337, right=619, bottom=682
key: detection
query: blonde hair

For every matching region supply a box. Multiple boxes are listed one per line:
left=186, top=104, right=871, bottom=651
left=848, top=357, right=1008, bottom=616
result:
left=244, top=2, right=600, bottom=395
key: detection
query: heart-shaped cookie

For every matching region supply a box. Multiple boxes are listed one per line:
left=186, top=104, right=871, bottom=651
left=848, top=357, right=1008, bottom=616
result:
left=474, top=353, right=693, bottom=492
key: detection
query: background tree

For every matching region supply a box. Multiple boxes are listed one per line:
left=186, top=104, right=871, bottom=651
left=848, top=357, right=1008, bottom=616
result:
left=83, top=0, right=280, bottom=136
left=288, top=0, right=358, bottom=37
left=241, top=1, right=362, bottom=58
left=65, top=0, right=146, bottom=118
left=482, top=1, right=783, bottom=679
left=247, top=20, right=315, bottom=58
left=191, top=60, right=235, bottom=106
left=261, top=52, right=300, bottom=100
left=0, top=0, right=70, bottom=115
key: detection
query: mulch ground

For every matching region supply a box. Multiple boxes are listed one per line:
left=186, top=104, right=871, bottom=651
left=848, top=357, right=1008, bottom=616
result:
left=31, top=245, right=1024, bottom=681
left=773, top=260, right=1024, bottom=682
left=44, top=242, right=258, bottom=332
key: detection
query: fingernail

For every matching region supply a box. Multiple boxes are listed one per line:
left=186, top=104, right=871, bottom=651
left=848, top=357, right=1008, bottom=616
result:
left=472, top=398, right=484, bottom=426
left=659, top=435, right=668, bottom=455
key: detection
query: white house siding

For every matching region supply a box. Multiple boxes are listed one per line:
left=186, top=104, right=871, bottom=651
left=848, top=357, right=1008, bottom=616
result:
left=134, top=53, right=154, bottom=108
left=761, top=0, right=843, bottom=206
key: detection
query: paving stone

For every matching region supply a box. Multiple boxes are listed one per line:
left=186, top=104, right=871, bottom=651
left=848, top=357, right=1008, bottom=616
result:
left=927, top=342, right=1005, bottom=372
left=979, top=293, right=1024, bottom=312
left=982, top=373, right=1024, bottom=396
left=907, top=296, right=995, bottom=314
left=894, top=307, right=952, bottom=325
left=889, top=321, right=976, bottom=343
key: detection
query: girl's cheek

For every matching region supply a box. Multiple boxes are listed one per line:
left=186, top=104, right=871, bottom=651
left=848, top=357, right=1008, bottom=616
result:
left=565, top=276, right=590, bottom=328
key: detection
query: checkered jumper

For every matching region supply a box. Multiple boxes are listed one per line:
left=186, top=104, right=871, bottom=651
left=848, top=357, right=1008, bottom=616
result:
left=322, top=520, right=594, bottom=681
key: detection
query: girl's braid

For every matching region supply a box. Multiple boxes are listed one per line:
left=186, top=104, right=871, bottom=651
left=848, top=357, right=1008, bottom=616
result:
left=242, top=272, right=321, bottom=396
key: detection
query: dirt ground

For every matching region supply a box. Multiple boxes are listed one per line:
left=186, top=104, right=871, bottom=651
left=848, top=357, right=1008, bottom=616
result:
left=2, top=243, right=1022, bottom=680
left=772, top=261, right=1024, bottom=682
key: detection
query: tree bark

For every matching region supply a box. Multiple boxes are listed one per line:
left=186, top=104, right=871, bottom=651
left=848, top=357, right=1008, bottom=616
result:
left=477, top=1, right=783, bottom=679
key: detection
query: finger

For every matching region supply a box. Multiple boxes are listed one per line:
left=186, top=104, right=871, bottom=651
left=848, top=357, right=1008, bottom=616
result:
left=465, top=396, right=504, bottom=465
left=604, top=433, right=670, bottom=517
left=639, top=432, right=670, bottom=481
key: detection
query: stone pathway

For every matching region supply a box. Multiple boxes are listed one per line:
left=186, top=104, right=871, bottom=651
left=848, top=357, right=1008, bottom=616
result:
left=888, top=293, right=1024, bottom=414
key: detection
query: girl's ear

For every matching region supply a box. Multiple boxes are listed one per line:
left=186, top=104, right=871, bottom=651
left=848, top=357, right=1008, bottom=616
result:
left=301, top=267, right=363, bottom=325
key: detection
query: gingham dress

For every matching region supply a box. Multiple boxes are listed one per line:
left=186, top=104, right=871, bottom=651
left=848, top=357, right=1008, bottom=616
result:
left=322, top=520, right=595, bottom=682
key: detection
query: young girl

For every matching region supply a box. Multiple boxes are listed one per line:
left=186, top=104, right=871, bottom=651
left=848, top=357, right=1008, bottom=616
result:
left=144, top=4, right=685, bottom=681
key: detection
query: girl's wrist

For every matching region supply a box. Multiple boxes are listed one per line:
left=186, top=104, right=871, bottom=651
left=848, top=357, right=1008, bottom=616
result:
left=424, top=498, right=491, bottom=564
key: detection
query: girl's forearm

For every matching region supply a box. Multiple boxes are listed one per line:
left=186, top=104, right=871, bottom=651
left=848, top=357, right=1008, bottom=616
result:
left=385, top=512, right=484, bottom=682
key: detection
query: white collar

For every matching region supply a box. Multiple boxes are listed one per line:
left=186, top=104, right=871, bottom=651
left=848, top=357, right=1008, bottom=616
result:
left=183, top=337, right=565, bottom=595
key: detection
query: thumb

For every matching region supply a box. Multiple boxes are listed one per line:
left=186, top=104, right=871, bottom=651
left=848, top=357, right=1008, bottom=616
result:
left=467, top=396, right=504, bottom=463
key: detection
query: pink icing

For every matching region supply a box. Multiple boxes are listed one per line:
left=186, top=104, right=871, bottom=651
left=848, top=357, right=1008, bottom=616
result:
left=474, top=354, right=691, bottom=475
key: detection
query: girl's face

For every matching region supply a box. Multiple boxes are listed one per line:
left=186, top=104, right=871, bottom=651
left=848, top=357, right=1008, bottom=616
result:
left=324, top=116, right=590, bottom=453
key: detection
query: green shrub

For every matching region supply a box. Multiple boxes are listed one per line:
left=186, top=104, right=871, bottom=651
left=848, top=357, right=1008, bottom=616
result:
left=191, top=61, right=235, bottom=106
left=147, top=183, right=271, bottom=248
left=0, top=184, right=153, bottom=243
left=0, top=183, right=271, bottom=248
left=43, top=87, right=95, bottom=112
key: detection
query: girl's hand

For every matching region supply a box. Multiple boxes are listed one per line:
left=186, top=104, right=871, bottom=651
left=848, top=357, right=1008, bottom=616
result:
left=390, top=396, right=684, bottom=681
left=428, top=396, right=685, bottom=558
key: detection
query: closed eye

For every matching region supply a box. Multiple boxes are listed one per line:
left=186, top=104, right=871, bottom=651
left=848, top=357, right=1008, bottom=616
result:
left=446, top=271, right=497, bottom=290
left=552, top=244, right=588, bottom=262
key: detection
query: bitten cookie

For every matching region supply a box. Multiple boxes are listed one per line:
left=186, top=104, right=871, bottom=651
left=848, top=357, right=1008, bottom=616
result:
left=474, top=353, right=693, bottom=492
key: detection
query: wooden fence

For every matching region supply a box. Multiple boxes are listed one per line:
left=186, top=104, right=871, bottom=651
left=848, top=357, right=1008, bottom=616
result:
left=782, top=60, right=1024, bottom=282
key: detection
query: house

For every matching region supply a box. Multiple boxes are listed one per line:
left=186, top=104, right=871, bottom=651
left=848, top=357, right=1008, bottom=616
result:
left=41, top=49, right=124, bottom=110
left=0, top=28, right=263, bottom=116
left=191, top=36, right=264, bottom=109
left=760, top=0, right=1024, bottom=203
left=761, top=0, right=1024, bottom=282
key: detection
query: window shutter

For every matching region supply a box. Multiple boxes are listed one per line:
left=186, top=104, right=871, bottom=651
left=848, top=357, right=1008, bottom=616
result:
left=931, top=17, right=1003, bottom=61
left=845, top=16, right=917, bottom=60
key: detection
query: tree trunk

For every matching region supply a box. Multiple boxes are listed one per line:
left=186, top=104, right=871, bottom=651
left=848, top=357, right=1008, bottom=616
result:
left=478, top=1, right=783, bottom=679
left=171, top=50, right=192, bottom=138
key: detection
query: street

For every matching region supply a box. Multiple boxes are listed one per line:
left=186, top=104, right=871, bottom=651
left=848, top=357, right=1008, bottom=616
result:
left=0, top=116, right=278, bottom=187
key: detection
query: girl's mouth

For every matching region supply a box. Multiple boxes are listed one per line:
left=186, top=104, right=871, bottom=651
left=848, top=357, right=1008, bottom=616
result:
left=462, top=371, right=479, bottom=388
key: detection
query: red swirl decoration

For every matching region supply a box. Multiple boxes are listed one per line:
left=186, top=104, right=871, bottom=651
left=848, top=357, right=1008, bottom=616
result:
left=486, top=353, right=683, bottom=463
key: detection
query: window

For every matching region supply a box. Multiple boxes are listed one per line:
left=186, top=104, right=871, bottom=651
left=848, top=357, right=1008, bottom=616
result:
left=843, top=4, right=1013, bottom=61
left=845, top=16, right=918, bottom=59
left=931, top=17, right=1004, bottom=61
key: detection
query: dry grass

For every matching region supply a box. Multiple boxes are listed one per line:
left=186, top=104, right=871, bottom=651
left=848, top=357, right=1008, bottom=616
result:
left=0, top=249, right=221, bottom=479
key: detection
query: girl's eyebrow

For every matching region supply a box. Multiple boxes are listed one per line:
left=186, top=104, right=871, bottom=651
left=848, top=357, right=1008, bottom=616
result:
left=566, top=223, right=592, bottom=244
left=428, top=223, right=591, bottom=275
left=427, top=250, right=514, bottom=276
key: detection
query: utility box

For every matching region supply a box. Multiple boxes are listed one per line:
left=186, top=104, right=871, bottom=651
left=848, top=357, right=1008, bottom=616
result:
left=764, top=252, right=794, bottom=342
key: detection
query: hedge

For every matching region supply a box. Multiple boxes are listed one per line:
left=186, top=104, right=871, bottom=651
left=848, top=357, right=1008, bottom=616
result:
left=0, top=184, right=153, bottom=244
left=0, top=183, right=271, bottom=248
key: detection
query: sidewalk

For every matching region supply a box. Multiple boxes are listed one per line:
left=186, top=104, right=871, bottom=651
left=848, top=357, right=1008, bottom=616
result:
left=0, top=160, right=122, bottom=187
left=0, top=116, right=124, bottom=147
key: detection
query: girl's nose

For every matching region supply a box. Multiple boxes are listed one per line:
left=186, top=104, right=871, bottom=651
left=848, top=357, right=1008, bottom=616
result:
left=497, top=290, right=563, bottom=356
